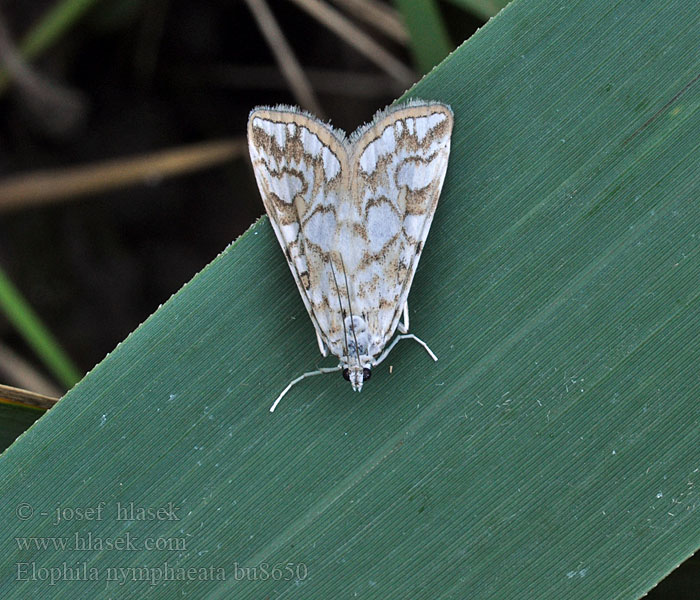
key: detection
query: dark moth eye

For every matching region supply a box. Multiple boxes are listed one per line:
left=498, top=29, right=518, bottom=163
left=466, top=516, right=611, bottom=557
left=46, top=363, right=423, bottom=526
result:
left=362, top=368, right=371, bottom=381
left=342, top=368, right=350, bottom=381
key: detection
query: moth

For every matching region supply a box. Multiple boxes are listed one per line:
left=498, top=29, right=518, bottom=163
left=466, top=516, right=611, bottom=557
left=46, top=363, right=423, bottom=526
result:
left=247, top=100, right=453, bottom=411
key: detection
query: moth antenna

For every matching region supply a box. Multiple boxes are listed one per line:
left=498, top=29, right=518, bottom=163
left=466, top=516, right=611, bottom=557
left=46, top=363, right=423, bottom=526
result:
left=329, top=257, right=350, bottom=358
left=340, top=256, right=362, bottom=365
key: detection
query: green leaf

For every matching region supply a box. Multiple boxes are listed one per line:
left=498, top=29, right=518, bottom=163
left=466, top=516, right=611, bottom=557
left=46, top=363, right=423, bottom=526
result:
left=2, top=0, right=698, bottom=597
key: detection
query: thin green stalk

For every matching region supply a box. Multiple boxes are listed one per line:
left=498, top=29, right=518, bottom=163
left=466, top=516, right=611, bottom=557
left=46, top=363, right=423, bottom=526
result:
left=0, top=266, right=80, bottom=388
left=0, top=0, right=101, bottom=94
left=393, top=0, right=452, bottom=74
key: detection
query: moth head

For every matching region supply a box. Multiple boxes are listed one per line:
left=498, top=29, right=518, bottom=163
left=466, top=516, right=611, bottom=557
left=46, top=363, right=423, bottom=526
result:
left=342, top=366, right=371, bottom=391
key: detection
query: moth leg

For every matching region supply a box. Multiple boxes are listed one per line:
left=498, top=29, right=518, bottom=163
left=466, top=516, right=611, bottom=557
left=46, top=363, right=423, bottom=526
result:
left=270, top=365, right=341, bottom=412
left=374, top=333, right=438, bottom=367
left=398, top=302, right=409, bottom=334
left=315, top=329, right=329, bottom=356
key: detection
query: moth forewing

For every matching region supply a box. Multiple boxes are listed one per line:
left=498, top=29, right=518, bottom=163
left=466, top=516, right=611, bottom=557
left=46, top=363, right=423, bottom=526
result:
left=348, top=103, right=453, bottom=347
left=247, top=101, right=453, bottom=411
left=247, top=108, right=349, bottom=357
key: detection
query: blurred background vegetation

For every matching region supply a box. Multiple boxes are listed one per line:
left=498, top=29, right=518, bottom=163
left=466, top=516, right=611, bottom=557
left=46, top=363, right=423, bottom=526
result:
left=0, top=0, right=491, bottom=399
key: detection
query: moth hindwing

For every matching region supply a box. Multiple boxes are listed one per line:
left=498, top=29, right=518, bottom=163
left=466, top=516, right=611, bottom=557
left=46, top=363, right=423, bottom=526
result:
left=247, top=100, right=453, bottom=410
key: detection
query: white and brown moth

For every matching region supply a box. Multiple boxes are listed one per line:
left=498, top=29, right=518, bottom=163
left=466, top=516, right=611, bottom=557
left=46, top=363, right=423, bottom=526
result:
left=247, top=100, right=453, bottom=411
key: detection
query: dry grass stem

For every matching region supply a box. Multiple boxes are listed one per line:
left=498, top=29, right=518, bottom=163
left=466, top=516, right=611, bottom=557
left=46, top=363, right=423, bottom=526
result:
left=288, top=0, right=415, bottom=85
left=245, top=0, right=324, bottom=116
left=0, top=138, right=246, bottom=211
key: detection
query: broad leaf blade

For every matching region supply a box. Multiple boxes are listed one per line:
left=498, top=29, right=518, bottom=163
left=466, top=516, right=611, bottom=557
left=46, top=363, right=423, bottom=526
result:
left=2, top=0, right=699, bottom=598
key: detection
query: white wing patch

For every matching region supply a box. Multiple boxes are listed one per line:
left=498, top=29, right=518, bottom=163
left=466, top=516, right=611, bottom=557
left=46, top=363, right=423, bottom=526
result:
left=248, top=100, right=453, bottom=410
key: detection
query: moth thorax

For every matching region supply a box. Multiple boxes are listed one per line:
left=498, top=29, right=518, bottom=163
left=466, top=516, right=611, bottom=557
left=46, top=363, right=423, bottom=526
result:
left=346, top=315, right=370, bottom=357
